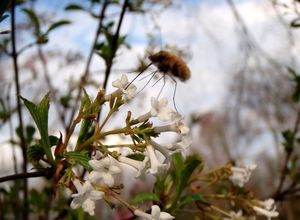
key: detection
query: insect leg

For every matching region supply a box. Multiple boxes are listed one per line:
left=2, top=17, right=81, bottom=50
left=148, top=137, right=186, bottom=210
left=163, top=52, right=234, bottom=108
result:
left=136, top=70, right=158, bottom=95
left=156, top=75, right=166, bottom=99
left=169, top=75, right=179, bottom=112
left=125, top=63, right=152, bottom=89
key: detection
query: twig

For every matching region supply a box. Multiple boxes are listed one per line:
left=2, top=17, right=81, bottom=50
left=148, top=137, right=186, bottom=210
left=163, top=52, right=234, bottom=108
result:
left=66, top=0, right=109, bottom=133
left=274, top=108, right=300, bottom=199
left=0, top=170, right=51, bottom=183
left=97, top=0, right=129, bottom=121
left=10, top=1, right=28, bottom=219
left=37, top=45, right=67, bottom=129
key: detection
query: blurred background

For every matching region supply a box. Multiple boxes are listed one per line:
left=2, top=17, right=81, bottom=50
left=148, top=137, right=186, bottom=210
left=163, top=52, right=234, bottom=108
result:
left=1, top=0, right=300, bottom=219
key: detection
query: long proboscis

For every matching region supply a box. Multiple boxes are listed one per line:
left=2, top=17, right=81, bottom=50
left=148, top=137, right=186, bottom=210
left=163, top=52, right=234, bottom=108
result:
left=125, top=63, right=152, bottom=89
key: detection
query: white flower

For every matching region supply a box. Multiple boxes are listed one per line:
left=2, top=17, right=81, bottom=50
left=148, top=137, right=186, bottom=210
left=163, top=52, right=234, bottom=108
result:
left=166, top=136, right=192, bottom=151
left=137, top=97, right=172, bottom=122
left=229, top=164, right=257, bottom=187
left=70, top=180, right=104, bottom=216
left=106, top=74, right=137, bottom=100
left=153, top=113, right=189, bottom=135
left=118, top=155, right=150, bottom=178
left=146, top=145, right=167, bottom=176
left=88, top=157, right=121, bottom=187
left=253, top=199, right=279, bottom=220
left=150, top=97, right=172, bottom=121
left=224, top=210, right=244, bottom=220
left=134, top=205, right=175, bottom=220
left=150, top=139, right=172, bottom=163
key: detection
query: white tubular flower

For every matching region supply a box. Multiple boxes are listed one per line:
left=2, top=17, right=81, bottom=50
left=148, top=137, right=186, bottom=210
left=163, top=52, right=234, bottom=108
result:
left=88, top=157, right=121, bottom=187
left=118, top=155, right=150, bottom=178
left=70, top=179, right=104, bottom=216
left=150, top=97, right=172, bottom=121
left=224, top=210, right=244, bottom=220
left=253, top=199, right=279, bottom=220
left=229, top=164, right=257, bottom=187
left=106, top=74, right=137, bottom=100
left=153, top=113, right=189, bottom=135
left=134, top=205, right=175, bottom=220
left=166, top=136, right=192, bottom=151
left=146, top=145, right=167, bottom=176
left=137, top=97, right=172, bottom=122
left=150, top=139, right=172, bottom=163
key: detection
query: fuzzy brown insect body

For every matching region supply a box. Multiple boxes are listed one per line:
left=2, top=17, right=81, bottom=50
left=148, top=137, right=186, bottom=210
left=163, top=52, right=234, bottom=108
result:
left=148, top=50, right=191, bottom=81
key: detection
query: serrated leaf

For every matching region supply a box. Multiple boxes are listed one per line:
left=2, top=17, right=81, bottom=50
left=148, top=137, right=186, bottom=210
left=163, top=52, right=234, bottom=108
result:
left=21, top=94, right=53, bottom=163
left=65, top=4, right=85, bottom=11
left=131, top=192, right=160, bottom=205
left=178, top=155, right=203, bottom=193
left=172, top=153, right=184, bottom=191
left=22, top=8, right=40, bottom=34
left=75, top=90, right=94, bottom=150
left=46, top=20, right=71, bottom=34
left=66, top=151, right=92, bottom=171
left=179, top=194, right=209, bottom=208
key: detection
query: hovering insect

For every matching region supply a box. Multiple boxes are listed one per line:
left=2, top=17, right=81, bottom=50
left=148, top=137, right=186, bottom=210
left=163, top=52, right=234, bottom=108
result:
left=126, top=50, right=191, bottom=111
left=148, top=50, right=191, bottom=81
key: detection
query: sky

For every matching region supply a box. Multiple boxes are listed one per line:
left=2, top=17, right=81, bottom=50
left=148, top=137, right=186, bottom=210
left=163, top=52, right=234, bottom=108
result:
left=1, top=0, right=300, bottom=175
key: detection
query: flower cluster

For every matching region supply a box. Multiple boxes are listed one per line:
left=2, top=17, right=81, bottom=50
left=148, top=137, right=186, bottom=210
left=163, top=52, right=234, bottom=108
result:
left=63, top=74, right=280, bottom=219
left=229, top=164, right=257, bottom=187
left=253, top=199, right=279, bottom=220
left=68, top=74, right=189, bottom=217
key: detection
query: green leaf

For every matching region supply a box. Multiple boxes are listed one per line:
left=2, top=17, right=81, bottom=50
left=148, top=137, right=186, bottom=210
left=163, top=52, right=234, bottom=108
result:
left=288, top=67, right=300, bottom=102
left=75, top=90, right=94, bottom=150
left=126, top=153, right=145, bottom=161
left=27, top=144, right=45, bottom=162
left=291, top=17, right=300, bottom=28
left=22, top=8, right=41, bottom=34
left=172, top=153, right=184, bottom=191
left=282, top=130, right=294, bottom=152
left=21, top=94, right=54, bottom=163
left=179, top=194, right=209, bottom=208
left=0, top=0, right=9, bottom=23
left=49, top=135, right=59, bottom=146
left=26, top=125, right=36, bottom=144
left=178, top=155, right=203, bottom=193
left=66, top=151, right=92, bottom=171
left=0, top=14, right=8, bottom=23
left=46, top=20, right=71, bottom=34
left=65, top=4, right=85, bottom=11
left=131, top=192, right=161, bottom=205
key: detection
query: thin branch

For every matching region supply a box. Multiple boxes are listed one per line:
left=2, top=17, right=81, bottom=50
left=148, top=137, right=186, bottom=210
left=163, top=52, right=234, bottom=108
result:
left=102, top=0, right=129, bottom=90
left=66, top=0, right=109, bottom=133
left=10, top=1, right=28, bottom=219
left=37, top=45, right=67, bottom=129
left=274, top=108, right=300, bottom=199
left=0, top=170, right=51, bottom=183
left=98, top=0, right=129, bottom=121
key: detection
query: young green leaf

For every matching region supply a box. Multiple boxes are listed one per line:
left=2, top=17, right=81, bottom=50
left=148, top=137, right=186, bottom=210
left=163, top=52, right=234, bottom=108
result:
left=27, top=144, right=45, bottom=162
left=65, top=4, right=85, bottom=11
left=22, top=8, right=41, bottom=35
left=66, top=151, right=92, bottom=171
left=46, top=20, right=71, bottom=34
left=21, top=94, right=54, bottom=163
left=131, top=192, right=161, bottom=205
left=179, top=194, right=209, bottom=208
